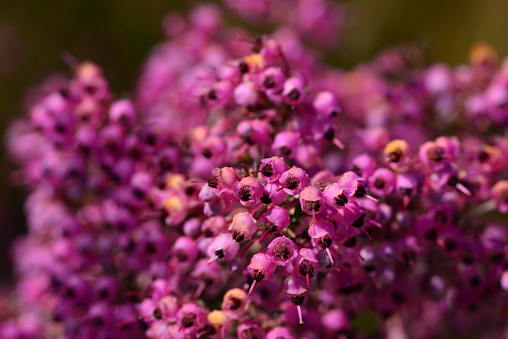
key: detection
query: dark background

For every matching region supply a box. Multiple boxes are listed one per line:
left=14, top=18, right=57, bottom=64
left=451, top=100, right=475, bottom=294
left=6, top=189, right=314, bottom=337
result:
left=1, top=0, right=508, bottom=284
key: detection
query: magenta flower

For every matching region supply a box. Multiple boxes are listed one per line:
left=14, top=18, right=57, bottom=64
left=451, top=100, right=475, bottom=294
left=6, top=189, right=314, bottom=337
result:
left=247, top=252, right=277, bottom=295
left=267, top=237, right=298, bottom=266
left=229, top=212, right=259, bottom=242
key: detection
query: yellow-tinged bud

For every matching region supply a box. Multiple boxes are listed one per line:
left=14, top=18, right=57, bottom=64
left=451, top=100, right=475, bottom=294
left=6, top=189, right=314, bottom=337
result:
left=470, top=42, right=498, bottom=66
left=384, top=139, right=409, bottom=164
left=207, top=310, right=227, bottom=326
left=245, top=54, right=265, bottom=70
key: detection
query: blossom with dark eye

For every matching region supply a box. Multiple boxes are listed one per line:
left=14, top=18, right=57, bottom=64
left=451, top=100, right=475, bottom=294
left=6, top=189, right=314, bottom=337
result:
left=206, top=310, right=232, bottom=338
left=419, top=136, right=460, bottom=171
left=258, top=206, right=290, bottom=241
left=267, top=237, right=298, bottom=266
left=260, top=182, right=287, bottom=206
left=108, top=99, right=136, bottom=128
left=221, top=288, right=248, bottom=319
left=207, top=234, right=240, bottom=262
left=308, top=220, right=336, bottom=265
left=285, top=276, right=308, bottom=324
left=283, top=76, right=306, bottom=107
left=229, top=212, right=258, bottom=242
left=260, top=67, right=285, bottom=94
left=336, top=171, right=377, bottom=202
left=272, top=131, right=300, bottom=158
left=177, top=303, right=205, bottom=336
left=207, top=167, right=239, bottom=192
left=237, top=320, right=264, bottom=339
left=384, top=139, right=410, bottom=168
left=278, top=166, right=309, bottom=195
left=351, top=153, right=377, bottom=178
left=299, top=186, right=325, bottom=217
left=369, top=168, right=396, bottom=197
left=313, top=91, right=341, bottom=117
left=233, top=176, right=263, bottom=206
left=396, top=173, right=418, bottom=207
left=252, top=156, right=288, bottom=183
left=324, top=182, right=352, bottom=210
left=247, top=252, right=276, bottom=295
left=171, top=236, right=199, bottom=266
left=293, top=248, right=319, bottom=288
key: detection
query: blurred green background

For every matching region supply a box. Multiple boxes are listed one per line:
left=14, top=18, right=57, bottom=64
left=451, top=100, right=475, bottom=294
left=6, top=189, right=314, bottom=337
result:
left=1, top=0, right=508, bottom=283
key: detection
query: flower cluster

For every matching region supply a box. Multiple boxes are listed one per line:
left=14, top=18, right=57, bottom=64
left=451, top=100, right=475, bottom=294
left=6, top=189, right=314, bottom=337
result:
left=2, top=1, right=508, bottom=338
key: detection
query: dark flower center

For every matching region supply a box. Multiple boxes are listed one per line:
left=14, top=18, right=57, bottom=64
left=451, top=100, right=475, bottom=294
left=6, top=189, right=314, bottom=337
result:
left=344, top=237, right=356, bottom=247
left=238, top=186, right=252, bottom=202
left=260, top=193, right=272, bottom=204
left=289, top=294, right=305, bottom=306
left=317, top=235, right=333, bottom=249
left=285, top=176, right=300, bottom=190
left=239, top=61, right=249, bottom=74
left=388, top=150, right=403, bottom=162
left=374, top=178, right=385, bottom=189
left=175, top=250, right=188, bottom=262
left=478, top=149, right=490, bottom=162
left=324, top=128, right=335, bottom=141
left=299, top=261, right=314, bottom=277
left=153, top=308, right=163, bottom=320
left=208, top=89, right=217, bottom=100
left=304, top=199, right=321, bottom=212
left=427, top=147, right=445, bottom=162
left=354, top=185, right=366, bottom=198
left=252, top=270, right=265, bottom=282
left=287, top=89, right=300, bottom=101
left=260, top=163, right=274, bottom=177
left=228, top=297, right=243, bottom=310
left=274, top=244, right=291, bottom=259
left=208, top=175, right=219, bottom=188
left=265, top=221, right=277, bottom=233
left=181, top=314, right=196, bottom=328
left=263, top=76, right=275, bottom=89
left=352, top=214, right=365, bottom=228
left=280, top=146, right=291, bottom=157
left=232, top=229, right=245, bottom=242
left=215, top=249, right=225, bottom=259
left=334, top=193, right=348, bottom=206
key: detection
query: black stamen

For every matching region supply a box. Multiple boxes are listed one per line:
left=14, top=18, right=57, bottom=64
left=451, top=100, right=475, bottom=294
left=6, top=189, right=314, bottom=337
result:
left=252, top=270, right=265, bottom=282
left=299, top=262, right=314, bottom=277
left=265, top=221, right=277, bottom=233
left=285, top=176, right=300, bottom=190
left=260, top=193, right=272, bottom=204
left=304, top=200, right=321, bottom=212
left=208, top=175, right=219, bottom=188
left=354, top=185, right=366, bottom=198
left=334, top=193, right=348, bottom=206
left=352, top=214, right=365, bottom=228
left=238, top=187, right=252, bottom=202
left=215, top=249, right=225, bottom=259
left=274, top=244, right=291, bottom=259
left=232, top=230, right=245, bottom=242
left=260, top=163, right=274, bottom=177
left=290, top=294, right=305, bottom=306
left=288, top=89, right=300, bottom=101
